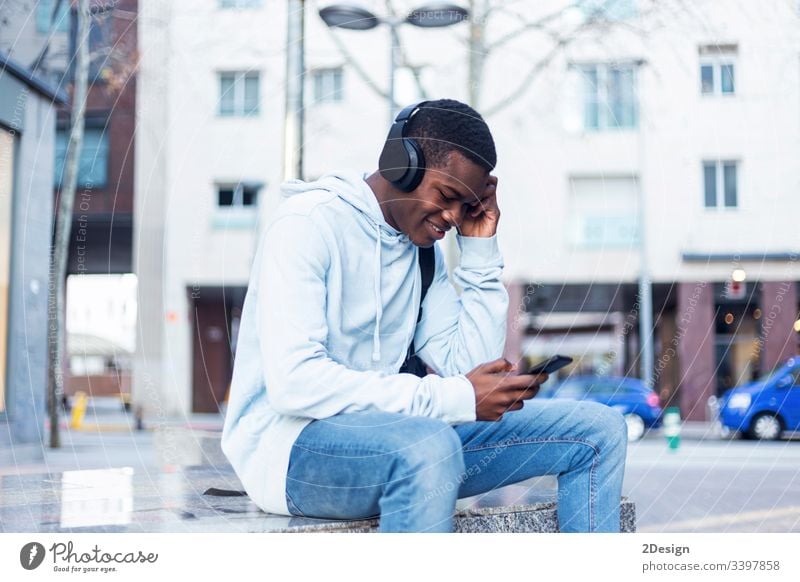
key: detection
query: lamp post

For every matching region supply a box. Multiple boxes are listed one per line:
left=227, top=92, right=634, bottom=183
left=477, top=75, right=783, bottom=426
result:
left=319, top=3, right=469, bottom=124
left=635, top=59, right=654, bottom=390
left=284, top=0, right=306, bottom=182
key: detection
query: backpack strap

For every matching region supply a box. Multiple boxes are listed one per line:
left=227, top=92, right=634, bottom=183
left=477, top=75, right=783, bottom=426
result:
left=399, top=245, right=436, bottom=377
left=417, top=245, right=435, bottom=319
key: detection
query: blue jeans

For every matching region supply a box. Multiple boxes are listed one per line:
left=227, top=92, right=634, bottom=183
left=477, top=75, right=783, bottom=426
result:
left=285, top=399, right=628, bottom=532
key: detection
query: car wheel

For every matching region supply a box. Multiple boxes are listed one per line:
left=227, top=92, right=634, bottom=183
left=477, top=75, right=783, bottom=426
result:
left=748, top=413, right=783, bottom=441
left=624, top=413, right=646, bottom=441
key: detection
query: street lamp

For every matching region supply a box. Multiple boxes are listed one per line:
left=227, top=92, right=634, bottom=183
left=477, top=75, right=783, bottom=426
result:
left=319, top=3, right=469, bottom=123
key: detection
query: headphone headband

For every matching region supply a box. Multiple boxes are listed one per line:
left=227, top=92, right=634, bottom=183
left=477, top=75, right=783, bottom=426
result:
left=395, top=101, right=427, bottom=122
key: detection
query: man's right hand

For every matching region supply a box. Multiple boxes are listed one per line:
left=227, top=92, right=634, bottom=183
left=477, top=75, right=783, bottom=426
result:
left=465, top=358, right=548, bottom=421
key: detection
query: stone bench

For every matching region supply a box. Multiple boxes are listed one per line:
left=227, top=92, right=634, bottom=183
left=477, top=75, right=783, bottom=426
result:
left=200, top=475, right=636, bottom=533
left=164, top=428, right=636, bottom=533
left=268, top=497, right=637, bottom=533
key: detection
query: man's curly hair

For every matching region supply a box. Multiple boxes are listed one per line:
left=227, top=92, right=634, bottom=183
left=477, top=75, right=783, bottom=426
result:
left=405, top=99, right=496, bottom=172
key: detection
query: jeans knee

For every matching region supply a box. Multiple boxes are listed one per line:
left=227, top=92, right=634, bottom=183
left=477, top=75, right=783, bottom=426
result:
left=391, top=418, right=465, bottom=483
left=577, top=401, right=628, bottom=453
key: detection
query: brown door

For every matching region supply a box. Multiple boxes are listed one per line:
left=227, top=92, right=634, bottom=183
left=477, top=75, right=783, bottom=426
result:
left=191, top=293, right=231, bottom=413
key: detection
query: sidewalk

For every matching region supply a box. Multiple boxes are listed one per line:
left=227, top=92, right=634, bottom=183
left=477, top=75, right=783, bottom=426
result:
left=1, top=397, right=224, bottom=477
left=2, top=398, right=576, bottom=532
left=0, top=398, right=730, bottom=533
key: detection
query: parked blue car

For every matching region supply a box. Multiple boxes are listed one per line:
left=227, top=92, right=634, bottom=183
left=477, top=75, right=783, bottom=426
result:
left=539, top=376, right=663, bottom=441
left=711, top=357, right=800, bottom=440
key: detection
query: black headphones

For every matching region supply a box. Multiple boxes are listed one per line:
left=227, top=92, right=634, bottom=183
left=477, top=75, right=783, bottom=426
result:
left=378, top=101, right=429, bottom=192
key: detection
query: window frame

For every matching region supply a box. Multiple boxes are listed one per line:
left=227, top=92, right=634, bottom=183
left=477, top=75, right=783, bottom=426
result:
left=699, top=50, right=737, bottom=97
left=578, top=62, right=638, bottom=131
left=567, top=175, right=641, bottom=249
left=218, top=71, right=260, bottom=117
left=702, top=160, right=739, bottom=209
left=215, top=182, right=262, bottom=210
left=212, top=181, right=263, bottom=229
left=311, top=67, right=344, bottom=104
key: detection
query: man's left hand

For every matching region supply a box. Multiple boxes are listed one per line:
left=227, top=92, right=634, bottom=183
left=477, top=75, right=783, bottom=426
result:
left=458, top=175, right=499, bottom=238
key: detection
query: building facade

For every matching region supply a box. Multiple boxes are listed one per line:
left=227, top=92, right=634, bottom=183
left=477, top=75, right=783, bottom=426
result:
left=0, top=0, right=138, bottom=276
left=135, top=0, right=800, bottom=420
left=0, top=54, right=65, bottom=463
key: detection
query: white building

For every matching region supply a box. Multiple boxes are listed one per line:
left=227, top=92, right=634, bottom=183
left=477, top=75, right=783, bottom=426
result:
left=135, top=0, right=800, bottom=421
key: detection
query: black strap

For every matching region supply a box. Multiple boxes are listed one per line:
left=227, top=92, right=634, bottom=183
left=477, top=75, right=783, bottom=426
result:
left=203, top=487, right=247, bottom=497
left=399, top=246, right=436, bottom=377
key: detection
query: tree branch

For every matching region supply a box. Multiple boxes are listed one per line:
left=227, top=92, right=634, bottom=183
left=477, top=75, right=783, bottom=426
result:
left=322, top=25, right=391, bottom=103
left=486, top=2, right=576, bottom=52
left=483, top=38, right=566, bottom=117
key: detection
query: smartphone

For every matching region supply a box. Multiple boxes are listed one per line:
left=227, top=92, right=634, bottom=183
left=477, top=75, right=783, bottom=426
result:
left=525, top=355, right=573, bottom=376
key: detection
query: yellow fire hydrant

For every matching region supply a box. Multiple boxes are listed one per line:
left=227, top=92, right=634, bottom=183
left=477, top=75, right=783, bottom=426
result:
left=70, top=391, right=89, bottom=429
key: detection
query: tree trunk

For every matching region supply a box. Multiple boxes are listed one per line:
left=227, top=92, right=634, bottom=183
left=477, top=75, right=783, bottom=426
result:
left=48, top=0, right=91, bottom=448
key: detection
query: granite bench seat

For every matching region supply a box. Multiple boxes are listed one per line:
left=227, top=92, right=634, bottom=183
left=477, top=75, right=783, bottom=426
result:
left=161, top=428, right=637, bottom=533
left=268, top=497, right=637, bottom=533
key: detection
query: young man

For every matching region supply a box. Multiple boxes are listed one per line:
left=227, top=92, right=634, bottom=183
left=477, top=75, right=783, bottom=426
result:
left=221, top=99, right=628, bottom=533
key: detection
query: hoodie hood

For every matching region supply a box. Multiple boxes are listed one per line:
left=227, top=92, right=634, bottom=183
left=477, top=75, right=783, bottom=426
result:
left=280, top=170, right=413, bottom=364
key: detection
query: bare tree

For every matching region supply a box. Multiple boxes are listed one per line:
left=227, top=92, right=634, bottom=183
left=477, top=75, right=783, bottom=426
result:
left=48, top=0, right=91, bottom=448
left=317, top=0, right=685, bottom=114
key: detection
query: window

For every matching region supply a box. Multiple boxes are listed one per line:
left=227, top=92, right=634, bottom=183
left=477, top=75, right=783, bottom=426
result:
left=219, top=72, right=260, bottom=116
left=699, top=45, right=737, bottom=95
left=213, top=182, right=262, bottom=228
left=217, top=183, right=260, bottom=208
left=579, top=63, right=637, bottom=130
left=703, top=160, right=738, bottom=208
left=568, top=176, right=640, bottom=248
left=311, top=68, right=344, bottom=104
left=54, top=125, right=110, bottom=189
left=579, top=0, right=637, bottom=20
left=36, top=0, right=70, bottom=33
left=219, top=0, right=264, bottom=8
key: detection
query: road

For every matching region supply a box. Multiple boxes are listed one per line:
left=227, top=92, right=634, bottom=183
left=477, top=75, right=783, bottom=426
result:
left=624, top=430, right=800, bottom=532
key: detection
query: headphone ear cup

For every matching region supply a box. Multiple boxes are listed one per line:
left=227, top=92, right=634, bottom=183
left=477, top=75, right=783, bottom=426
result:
left=396, top=137, right=426, bottom=192
left=379, top=100, right=429, bottom=192
left=379, top=136, right=410, bottom=186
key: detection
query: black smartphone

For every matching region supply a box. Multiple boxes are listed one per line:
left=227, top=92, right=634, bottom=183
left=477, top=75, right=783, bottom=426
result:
left=525, top=355, right=573, bottom=375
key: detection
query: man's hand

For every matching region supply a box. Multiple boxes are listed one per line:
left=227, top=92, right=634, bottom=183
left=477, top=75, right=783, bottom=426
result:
left=466, top=357, right=548, bottom=421
left=458, top=175, right=499, bottom=238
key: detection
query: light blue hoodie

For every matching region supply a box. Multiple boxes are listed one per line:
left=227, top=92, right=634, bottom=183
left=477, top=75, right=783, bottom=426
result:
left=221, top=170, right=509, bottom=516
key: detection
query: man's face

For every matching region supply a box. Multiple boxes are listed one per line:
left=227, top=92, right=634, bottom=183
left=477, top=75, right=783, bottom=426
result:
left=390, top=151, right=490, bottom=247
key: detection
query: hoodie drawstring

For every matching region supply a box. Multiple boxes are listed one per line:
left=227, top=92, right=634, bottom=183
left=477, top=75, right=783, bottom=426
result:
left=372, top=222, right=383, bottom=362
